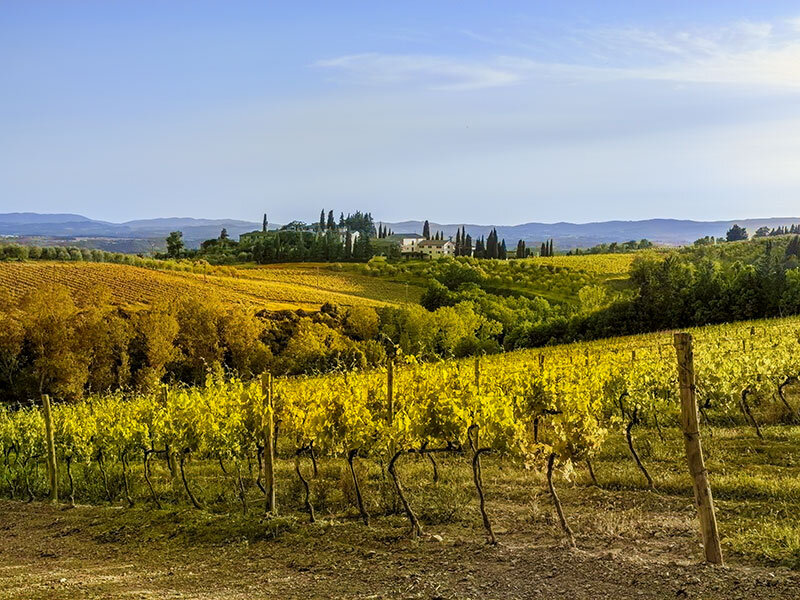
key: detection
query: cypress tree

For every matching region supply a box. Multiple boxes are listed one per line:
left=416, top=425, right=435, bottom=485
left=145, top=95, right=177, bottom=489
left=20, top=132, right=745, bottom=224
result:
left=487, top=228, right=499, bottom=259
left=455, top=228, right=462, bottom=256
left=499, top=239, right=507, bottom=259
left=465, top=233, right=472, bottom=256
left=345, top=231, right=353, bottom=258
left=516, top=240, right=525, bottom=258
left=327, top=210, right=336, bottom=230
left=262, top=214, right=268, bottom=233
left=786, top=235, right=800, bottom=258
left=422, top=220, right=431, bottom=239
left=319, top=210, right=326, bottom=231
left=295, top=232, right=307, bottom=260
left=474, top=236, right=485, bottom=258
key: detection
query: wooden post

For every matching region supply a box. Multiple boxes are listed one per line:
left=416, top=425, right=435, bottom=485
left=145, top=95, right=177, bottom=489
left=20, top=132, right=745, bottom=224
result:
left=674, top=333, right=724, bottom=565
left=474, top=356, right=481, bottom=391
left=387, top=360, right=394, bottom=424
left=41, top=394, right=58, bottom=504
left=538, top=354, right=544, bottom=370
left=261, top=373, right=276, bottom=515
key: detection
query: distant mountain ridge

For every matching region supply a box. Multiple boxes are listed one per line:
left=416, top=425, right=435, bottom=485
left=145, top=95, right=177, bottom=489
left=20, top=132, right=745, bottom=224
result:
left=0, top=214, right=261, bottom=244
left=2, top=213, right=799, bottom=250
left=380, top=217, right=800, bottom=248
left=0, top=212, right=98, bottom=224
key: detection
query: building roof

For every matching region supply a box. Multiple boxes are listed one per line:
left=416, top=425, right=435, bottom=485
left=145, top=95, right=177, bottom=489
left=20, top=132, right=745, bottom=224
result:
left=418, top=239, right=452, bottom=247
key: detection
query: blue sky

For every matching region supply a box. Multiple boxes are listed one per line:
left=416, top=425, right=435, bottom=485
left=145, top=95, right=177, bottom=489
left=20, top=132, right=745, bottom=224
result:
left=3, top=1, right=800, bottom=224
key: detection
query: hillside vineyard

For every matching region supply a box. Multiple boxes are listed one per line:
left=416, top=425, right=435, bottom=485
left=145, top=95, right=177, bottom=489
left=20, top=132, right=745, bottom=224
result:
left=3, top=315, right=798, bottom=551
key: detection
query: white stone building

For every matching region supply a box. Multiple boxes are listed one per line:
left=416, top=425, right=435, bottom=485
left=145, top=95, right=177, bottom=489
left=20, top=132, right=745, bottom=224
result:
left=418, top=239, right=455, bottom=259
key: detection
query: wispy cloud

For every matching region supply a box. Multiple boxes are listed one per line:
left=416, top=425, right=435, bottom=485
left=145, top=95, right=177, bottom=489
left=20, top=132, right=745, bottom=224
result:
left=314, top=53, right=522, bottom=91
left=316, top=17, right=800, bottom=91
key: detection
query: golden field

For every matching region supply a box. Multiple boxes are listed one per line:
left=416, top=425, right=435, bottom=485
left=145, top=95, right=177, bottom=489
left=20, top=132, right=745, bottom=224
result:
left=0, top=261, right=422, bottom=310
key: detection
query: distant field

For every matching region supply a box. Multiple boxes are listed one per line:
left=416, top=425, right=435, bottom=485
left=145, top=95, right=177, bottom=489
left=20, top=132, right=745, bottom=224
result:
left=522, top=253, right=636, bottom=276
left=0, top=261, right=422, bottom=310
left=336, top=253, right=639, bottom=306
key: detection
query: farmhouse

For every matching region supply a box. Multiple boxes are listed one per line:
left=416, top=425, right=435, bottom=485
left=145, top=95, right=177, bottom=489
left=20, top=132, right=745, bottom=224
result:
left=399, top=235, right=423, bottom=255
left=418, top=239, right=455, bottom=259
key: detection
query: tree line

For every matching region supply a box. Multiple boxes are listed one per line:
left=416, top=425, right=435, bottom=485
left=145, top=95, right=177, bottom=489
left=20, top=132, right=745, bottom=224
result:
left=162, top=209, right=378, bottom=265
left=517, top=236, right=800, bottom=346
left=695, top=223, right=800, bottom=246
left=569, top=239, right=652, bottom=255
left=0, top=283, right=501, bottom=403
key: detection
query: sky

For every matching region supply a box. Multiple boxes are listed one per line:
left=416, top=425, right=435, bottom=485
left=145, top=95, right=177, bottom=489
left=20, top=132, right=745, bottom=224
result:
left=2, top=1, right=800, bottom=225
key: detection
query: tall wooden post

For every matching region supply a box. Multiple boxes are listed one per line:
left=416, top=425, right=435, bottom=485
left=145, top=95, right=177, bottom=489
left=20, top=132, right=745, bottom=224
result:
left=42, top=394, right=58, bottom=504
left=474, top=356, right=481, bottom=391
left=387, top=360, right=394, bottom=424
left=162, top=386, right=176, bottom=475
left=261, top=373, right=276, bottom=515
left=674, top=333, right=723, bottom=565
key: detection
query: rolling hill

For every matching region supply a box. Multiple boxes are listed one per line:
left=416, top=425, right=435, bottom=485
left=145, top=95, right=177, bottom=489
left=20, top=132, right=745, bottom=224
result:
left=0, top=261, right=423, bottom=311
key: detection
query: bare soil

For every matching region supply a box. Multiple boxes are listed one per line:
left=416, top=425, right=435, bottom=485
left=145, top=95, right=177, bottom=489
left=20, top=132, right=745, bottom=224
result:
left=1, top=500, right=798, bottom=600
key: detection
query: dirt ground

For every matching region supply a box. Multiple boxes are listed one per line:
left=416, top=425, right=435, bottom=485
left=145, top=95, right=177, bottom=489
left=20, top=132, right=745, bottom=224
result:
left=1, top=500, right=798, bottom=600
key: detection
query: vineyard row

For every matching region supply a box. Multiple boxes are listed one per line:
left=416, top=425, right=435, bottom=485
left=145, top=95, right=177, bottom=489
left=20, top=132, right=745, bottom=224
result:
left=3, top=317, right=800, bottom=561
